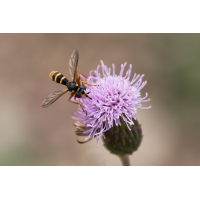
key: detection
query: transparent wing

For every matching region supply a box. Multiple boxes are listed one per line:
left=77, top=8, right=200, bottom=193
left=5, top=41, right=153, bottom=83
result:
left=69, top=50, right=79, bottom=81
left=41, top=89, right=68, bottom=108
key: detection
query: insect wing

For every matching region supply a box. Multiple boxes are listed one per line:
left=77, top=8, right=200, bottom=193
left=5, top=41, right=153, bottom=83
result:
left=69, top=50, right=79, bottom=81
left=41, top=89, right=68, bottom=108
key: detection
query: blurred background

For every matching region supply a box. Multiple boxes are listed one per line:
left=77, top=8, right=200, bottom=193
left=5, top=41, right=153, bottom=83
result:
left=0, top=33, right=199, bottom=166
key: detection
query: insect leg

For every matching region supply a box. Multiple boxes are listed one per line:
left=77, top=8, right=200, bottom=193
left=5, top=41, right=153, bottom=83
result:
left=76, top=70, right=88, bottom=78
left=68, top=93, right=86, bottom=113
left=68, top=92, right=78, bottom=105
left=80, top=81, right=96, bottom=87
left=74, top=96, right=85, bottom=108
left=74, top=96, right=87, bottom=115
left=77, top=75, right=81, bottom=86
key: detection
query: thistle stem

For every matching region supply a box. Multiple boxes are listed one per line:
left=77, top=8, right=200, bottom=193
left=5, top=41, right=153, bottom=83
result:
left=119, top=155, right=130, bottom=166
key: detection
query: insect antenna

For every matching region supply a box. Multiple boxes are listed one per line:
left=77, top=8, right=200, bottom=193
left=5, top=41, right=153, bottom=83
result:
left=86, top=94, right=92, bottom=100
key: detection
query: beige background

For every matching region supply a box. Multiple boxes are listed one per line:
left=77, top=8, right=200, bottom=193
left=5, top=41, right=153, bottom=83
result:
left=0, top=33, right=199, bottom=165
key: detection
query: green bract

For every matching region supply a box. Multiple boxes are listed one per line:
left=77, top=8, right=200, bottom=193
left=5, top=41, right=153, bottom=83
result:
left=102, top=117, right=142, bottom=156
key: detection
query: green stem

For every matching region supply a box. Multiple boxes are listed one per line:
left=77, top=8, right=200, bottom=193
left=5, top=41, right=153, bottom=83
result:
left=119, top=155, right=130, bottom=166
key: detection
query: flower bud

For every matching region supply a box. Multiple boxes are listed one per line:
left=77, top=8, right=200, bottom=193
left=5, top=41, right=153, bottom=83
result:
left=102, top=117, right=142, bottom=156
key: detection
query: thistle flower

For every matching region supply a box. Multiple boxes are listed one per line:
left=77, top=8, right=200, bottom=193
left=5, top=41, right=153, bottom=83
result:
left=73, top=60, right=151, bottom=148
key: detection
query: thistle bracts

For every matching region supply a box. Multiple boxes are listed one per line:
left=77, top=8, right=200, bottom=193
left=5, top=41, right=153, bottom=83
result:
left=102, top=117, right=142, bottom=156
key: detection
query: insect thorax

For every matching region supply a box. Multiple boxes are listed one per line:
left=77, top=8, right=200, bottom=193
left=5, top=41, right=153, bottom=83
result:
left=67, top=81, right=77, bottom=92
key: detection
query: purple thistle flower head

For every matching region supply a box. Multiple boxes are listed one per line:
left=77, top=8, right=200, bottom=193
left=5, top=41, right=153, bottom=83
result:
left=73, top=60, right=151, bottom=146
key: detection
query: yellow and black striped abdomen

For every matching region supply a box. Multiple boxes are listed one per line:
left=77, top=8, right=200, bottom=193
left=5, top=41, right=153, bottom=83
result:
left=50, top=71, right=69, bottom=86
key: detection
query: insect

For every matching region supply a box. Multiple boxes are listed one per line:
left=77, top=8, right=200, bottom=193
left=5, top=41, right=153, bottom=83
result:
left=41, top=50, right=94, bottom=112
